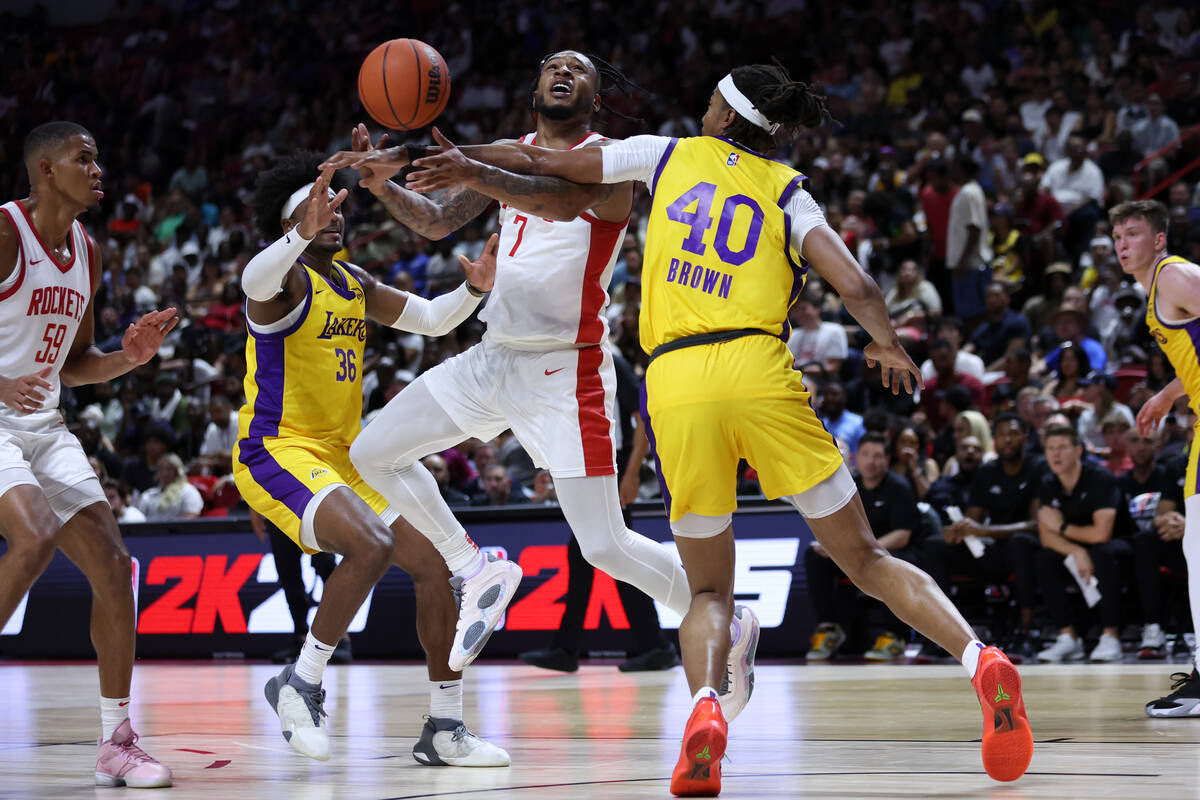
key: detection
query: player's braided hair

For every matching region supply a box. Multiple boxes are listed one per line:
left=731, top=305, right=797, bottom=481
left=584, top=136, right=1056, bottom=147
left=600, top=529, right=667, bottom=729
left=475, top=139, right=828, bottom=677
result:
left=531, top=51, right=651, bottom=124
left=251, top=151, right=343, bottom=241
left=723, top=58, right=829, bottom=154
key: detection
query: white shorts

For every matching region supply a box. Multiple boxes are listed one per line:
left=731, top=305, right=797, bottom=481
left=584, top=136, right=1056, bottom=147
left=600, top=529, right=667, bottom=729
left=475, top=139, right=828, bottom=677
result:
left=0, top=416, right=106, bottom=525
left=421, top=336, right=617, bottom=478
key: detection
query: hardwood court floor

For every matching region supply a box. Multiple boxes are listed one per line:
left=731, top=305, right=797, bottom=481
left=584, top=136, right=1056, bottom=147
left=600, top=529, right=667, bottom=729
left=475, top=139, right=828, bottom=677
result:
left=0, top=660, right=1195, bottom=799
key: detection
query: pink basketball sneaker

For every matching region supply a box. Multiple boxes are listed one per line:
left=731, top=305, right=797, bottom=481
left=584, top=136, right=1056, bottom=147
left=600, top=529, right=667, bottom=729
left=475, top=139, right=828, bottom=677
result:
left=95, top=719, right=173, bottom=788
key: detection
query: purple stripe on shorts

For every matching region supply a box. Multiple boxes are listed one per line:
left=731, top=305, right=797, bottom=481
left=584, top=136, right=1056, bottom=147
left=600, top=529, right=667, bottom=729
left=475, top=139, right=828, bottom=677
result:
left=237, top=437, right=313, bottom=520
left=638, top=380, right=672, bottom=518
left=650, top=138, right=679, bottom=197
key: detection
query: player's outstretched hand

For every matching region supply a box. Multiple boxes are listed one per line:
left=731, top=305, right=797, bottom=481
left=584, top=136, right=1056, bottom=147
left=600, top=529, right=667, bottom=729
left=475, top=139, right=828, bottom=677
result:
left=321, top=137, right=409, bottom=184
left=122, top=308, right=179, bottom=366
left=0, top=366, right=53, bottom=414
left=296, top=167, right=348, bottom=239
left=458, top=233, right=499, bottom=293
left=864, top=339, right=923, bottom=395
left=406, top=127, right=478, bottom=194
left=349, top=123, right=391, bottom=193
left=1136, top=385, right=1174, bottom=435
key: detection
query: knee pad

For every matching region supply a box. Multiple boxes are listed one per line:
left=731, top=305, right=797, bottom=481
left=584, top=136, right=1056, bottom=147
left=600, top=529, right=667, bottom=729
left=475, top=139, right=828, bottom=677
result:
left=670, top=512, right=732, bottom=539
left=784, top=463, right=857, bottom=519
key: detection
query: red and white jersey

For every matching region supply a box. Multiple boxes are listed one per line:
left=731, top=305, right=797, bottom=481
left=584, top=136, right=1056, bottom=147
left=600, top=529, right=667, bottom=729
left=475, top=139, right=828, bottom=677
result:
left=479, top=132, right=629, bottom=351
left=0, top=200, right=94, bottom=428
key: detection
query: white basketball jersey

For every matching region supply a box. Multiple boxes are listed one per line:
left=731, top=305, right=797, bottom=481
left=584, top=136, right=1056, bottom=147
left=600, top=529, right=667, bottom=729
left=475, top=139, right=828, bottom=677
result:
left=479, top=132, right=629, bottom=351
left=0, top=201, right=94, bottom=427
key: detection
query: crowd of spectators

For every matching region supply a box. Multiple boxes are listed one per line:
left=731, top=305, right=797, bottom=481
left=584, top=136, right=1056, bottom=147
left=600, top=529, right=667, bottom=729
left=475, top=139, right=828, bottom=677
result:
left=2, top=0, right=1200, bottom=659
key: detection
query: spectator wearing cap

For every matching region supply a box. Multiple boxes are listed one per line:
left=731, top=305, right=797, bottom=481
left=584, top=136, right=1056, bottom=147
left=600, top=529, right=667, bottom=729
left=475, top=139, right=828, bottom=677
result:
left=1013, top=153, right=1064, bottom=263
left=1021, top=261, right=1073, bottom=334
left=1079, top=235, right=1119, bottom=291
left=958, top=108, right=986, bottom=161
left=968, top=281, right=1033, bottom=370
left=1041, top=135, right=1105, bottom=257
left=1076, top=371, right=1135, bottom=454
left=1105, top=286, right=1154, bottom=365
left=1043, top=303, right=1108, bottom=375
left=946, top=156, right=991, bottom=322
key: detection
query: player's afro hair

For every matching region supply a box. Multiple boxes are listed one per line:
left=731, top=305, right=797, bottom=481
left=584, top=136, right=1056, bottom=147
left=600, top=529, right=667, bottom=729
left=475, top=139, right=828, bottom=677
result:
left=252, top=151, right=347, bottom=240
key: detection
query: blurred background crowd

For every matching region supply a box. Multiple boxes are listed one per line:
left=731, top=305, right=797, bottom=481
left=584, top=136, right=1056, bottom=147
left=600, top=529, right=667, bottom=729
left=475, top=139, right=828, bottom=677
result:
left=2, top=0, right=1199, bottom=661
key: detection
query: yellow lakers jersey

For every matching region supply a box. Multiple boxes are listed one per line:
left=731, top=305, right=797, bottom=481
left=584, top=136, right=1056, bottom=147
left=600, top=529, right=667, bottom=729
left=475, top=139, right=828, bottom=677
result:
left=238, top=261, right=367, bottom=447
left=1147, top=254, right=1200, bottom=415
left=640, top=136, right=808, bottom=352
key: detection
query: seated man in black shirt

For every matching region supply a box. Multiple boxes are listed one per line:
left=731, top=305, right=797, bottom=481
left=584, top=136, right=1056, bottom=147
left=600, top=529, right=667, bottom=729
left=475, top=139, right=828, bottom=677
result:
left=805, top=433, right=920, bottom=662
left=1034, top=424, right=1131, bottom=663
left=928, top=414, right=1045, bottom=659
left=1121, top=428, right=1186, bottom=659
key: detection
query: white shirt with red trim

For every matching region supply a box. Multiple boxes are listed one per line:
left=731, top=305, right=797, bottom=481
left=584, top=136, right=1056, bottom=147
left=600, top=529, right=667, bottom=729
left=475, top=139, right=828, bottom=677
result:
left=479, top=132, right=629, bottom=351
left=0, top=200, right=94, bottom=428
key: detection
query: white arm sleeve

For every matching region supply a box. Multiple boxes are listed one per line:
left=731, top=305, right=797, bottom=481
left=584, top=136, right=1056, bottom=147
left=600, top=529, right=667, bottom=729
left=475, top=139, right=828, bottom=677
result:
left=392, top=282, right=481, bottom=337
left=600, top=135, right=675, bottom=184
left=241, top=230, right=312, bottom=301
left=786, top=187, right=832, bottom=257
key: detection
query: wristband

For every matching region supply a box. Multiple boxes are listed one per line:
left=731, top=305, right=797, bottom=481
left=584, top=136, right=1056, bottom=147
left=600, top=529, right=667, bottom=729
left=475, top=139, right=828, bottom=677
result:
left=465, top=280, right=485, bottom=297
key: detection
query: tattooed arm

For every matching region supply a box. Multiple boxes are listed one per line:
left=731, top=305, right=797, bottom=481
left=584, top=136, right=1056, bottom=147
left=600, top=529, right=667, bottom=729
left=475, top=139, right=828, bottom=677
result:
left=370, top=181, right=493, bottom=241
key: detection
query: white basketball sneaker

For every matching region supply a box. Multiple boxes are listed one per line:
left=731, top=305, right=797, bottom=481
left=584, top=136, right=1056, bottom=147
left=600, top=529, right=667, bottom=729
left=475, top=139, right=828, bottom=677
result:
left=448, top=553, right=523, bottom=671
left=263, top=664, right=331, bottom=761
left=718, top=605, right=760, bottom=722
left=412, top=716, right=511, bottom=767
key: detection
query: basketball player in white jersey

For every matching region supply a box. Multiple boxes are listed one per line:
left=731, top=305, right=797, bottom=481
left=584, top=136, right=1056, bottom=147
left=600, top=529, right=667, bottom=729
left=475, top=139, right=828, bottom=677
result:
left=0, top=121, right=176, bottom=787
left=327, top=52, right=759, bottom=719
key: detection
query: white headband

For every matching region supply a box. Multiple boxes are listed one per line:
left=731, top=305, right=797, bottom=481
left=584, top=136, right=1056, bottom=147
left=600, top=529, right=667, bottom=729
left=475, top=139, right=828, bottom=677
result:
left=281, top=183, right=315, bottom=222
left=281, top=183, right=336, bottom=223
left=718, top=74, right=779, bottom=135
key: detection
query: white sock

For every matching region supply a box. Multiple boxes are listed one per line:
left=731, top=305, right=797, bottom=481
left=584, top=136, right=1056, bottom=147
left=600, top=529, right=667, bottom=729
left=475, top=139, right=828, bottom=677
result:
left=961, top=639, right=986, bottom=679
left=459, top=551, right=488, bottom=581
left=430, top=679, right=463, bottom=720
left=100, top=696, right=130, bottom=741
left=691, top=686, right=718, bottom=707
left=295, top=632, right=337, bottom=685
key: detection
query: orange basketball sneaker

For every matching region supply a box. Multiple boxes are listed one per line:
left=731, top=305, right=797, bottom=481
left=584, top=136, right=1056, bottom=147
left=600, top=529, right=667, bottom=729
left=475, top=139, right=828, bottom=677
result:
left=670, top=696, right=727, bottom=797
left=971, top=645, right=1033, bottom=781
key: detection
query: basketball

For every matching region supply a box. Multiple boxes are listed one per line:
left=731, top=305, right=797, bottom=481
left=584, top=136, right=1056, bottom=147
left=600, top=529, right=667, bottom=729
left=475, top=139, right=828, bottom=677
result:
left=357, top=38, right=451, bottom=131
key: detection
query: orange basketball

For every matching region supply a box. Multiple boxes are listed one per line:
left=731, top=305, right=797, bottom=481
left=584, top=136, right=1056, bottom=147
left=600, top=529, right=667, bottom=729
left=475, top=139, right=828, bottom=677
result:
left=357, top=38, right=451, bottom=131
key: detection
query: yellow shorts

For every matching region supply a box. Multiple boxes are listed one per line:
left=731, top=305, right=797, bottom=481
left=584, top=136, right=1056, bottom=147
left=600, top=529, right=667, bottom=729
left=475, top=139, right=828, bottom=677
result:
left=643, top=334, right=844, bottom=521
left=233, top=435, right=390, bottom=553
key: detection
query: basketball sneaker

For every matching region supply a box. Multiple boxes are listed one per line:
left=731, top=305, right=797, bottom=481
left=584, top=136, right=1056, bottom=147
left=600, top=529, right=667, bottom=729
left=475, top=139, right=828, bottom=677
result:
left=448, top=553, right=523, bottom=672
left=263, top=664, right=330, bottom=760
left=1089, top=632, right=1123, bottom=663
left=412, top=716, right=511, bottom=766
left=1137, top=623, right=1168, bottom=660
left=717, top=605, right=759, bottom=722
left=1146, top=670, right=1200, bottom=717
left=670, top=697, right=727, bottom=797
left=864, top=631, right=906, bottom=661
left=971, top=646, right=1033, bottom=782
left=805, top=622, right=846, bottom=661
left=1036, top=632, right=1084, bottom=663
left=94, top=719, right=173, bottom=788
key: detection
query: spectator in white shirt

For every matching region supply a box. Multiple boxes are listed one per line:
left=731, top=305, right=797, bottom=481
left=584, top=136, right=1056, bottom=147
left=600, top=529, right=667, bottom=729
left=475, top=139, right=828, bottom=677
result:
left=920, top=316, right=985, bottom=382
left=1040, top=136, right=1106, bottom=256
left=104, top=479, right=146, bottom=524
left=199, top=394, right=239, bottom=475
left=787, top=288, right=849, bottom=377
left=137, top=454, right=204, bottom=521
